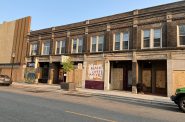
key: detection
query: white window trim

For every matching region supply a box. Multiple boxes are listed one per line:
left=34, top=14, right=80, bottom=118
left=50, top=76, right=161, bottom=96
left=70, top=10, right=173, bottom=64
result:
left=42, top=41, right=50, bottom=55
left=141, top=28, right=162, bottom=49
left=71, top=38, right=83, bottom=53
left=29, top=43, right=37, bottom=56
left=90, top=35, right=104, bottom=52
left=113, top=32, right=129, bottom=51
left=55, top=40, right=65, bottom=54
left=177, top=25, right=185, bottom=47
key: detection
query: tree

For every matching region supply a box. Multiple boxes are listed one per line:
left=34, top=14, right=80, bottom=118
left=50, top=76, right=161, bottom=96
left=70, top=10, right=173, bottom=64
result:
left=62, top=58, right=74, bottom=73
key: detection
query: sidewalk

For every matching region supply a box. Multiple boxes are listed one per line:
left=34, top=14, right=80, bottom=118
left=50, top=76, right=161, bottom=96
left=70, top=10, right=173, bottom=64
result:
left=75, top=88, right=174, bottom=105
left=12, top=82, right=174, bottom=106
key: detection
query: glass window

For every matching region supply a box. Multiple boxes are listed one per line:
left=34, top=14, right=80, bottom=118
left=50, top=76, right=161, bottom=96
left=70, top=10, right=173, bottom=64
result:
left=61, top=40, right=66, bottom=54
left=115, top=33, right=120, bottom=50
left=30, top=43, right=38, bottom=56
left=123, top=32, right=129, bottom=49
left=78, top=38, right=83, bottom=53
left=98, top=35, right=104, bottom=52
left=56, top=41, right=60, bottom=54
left=143, top=30, right=150, bottom=48
left=154, top=29, right=161, bottom=47
left=91, top=36, right=97, bottom=52
left=72, top=39, right=77, bottom=53
left=179, top=25, right=185, bottom=45
left=56, top=40, right=65, bottom=54
left=42, top=41, right=50, bottom=55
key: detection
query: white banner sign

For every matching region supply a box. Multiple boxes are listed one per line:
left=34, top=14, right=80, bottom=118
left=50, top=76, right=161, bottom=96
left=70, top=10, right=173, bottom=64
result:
left=88, top=64, right=103, bottom=80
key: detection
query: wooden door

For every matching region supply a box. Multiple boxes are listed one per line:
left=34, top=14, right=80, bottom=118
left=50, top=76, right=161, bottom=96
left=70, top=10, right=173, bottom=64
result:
left=112, top=68, right=123, bottom=90
left=142, top=69, right=152, bottom=92
left=156, top=70, right=166, bottom=94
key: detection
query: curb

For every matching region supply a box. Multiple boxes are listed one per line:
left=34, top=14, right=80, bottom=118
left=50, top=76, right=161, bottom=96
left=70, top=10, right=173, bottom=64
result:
left=69, top=91, right=175, bottom=107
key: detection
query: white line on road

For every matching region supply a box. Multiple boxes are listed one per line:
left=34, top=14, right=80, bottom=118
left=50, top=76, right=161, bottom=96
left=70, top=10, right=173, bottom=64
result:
left=65, top=110, right=117, bottom=122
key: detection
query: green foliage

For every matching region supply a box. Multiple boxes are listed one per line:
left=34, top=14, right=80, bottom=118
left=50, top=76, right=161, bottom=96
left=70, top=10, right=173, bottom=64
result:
left=62, top=58, right=74, bottom=73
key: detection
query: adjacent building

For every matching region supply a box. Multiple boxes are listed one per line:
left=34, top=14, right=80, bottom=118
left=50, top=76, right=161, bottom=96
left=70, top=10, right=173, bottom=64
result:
left=0, top=17, right=31, bottom=82
left=26, top=1, right=185, bottom=96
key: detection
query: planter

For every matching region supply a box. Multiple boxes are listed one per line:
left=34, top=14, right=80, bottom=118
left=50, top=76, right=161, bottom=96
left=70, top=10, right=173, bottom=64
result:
left=60, top=82, right=76, bottom=91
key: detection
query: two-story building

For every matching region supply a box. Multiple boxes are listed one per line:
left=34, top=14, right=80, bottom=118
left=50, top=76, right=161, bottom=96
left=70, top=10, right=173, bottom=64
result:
left=26, top=1, right=185, bottom=97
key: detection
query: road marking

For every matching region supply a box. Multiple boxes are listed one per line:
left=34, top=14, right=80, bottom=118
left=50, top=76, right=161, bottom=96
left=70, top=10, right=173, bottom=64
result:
left=65, top=110, right=117, bottom=122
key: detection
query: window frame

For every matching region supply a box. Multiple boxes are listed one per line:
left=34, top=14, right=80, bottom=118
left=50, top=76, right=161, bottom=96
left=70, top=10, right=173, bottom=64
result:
left=30, top=43, right=38, bottom=56
left=113, top=31, right=129, bottom=51
left=42, top=40, right=50, bottom=55
left=177, top=25, right=185, bottom=47
left=71, top=37, right=83, bottom=53
left=55, top=40, right=66, bottom=55
left=90, top=35, right=104, bottom=52
left=141, top=28, right=162, bottom=49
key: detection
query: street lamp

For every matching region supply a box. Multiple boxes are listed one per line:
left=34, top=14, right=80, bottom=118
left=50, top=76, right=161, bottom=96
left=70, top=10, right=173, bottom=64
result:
left=10, top=52, right=15, bottom=82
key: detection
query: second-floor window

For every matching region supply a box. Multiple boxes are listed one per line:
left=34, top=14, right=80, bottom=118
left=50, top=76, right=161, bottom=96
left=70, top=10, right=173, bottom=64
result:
left=72, top=37, right=83, bottom=53
left=56, top=40, right=66, bottom=54
left=114, top=32, right=129, bottom=51
left=178, top=25, right=185, bottom=46
left=30, top=43, right=38, bottom=56
left=142, top=29, right=162, bottom=49
left=42, top=41, right=50, bottom=55
left=91, top=35, right=104, bottom=52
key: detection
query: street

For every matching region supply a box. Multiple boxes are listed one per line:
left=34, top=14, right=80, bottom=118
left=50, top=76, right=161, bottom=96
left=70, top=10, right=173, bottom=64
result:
left=0, top=86, right=184, bottom=122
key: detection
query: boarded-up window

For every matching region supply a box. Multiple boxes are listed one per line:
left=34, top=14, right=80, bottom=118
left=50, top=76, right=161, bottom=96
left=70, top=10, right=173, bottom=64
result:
left=173, top=71, right=185, bottom=94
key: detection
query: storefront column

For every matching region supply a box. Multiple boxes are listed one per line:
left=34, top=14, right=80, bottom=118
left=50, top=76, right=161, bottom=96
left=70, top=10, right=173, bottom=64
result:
left=48, top=63, right=54, bottom=84
left=82, top=61, right=87, bottom=89
left=132, top=52, right=138, bottom=93
left=104, top=60, right=110, bottom=90
left=34, top=57, right=39, bottom=84
left=167, top=59, right=173, bottom=97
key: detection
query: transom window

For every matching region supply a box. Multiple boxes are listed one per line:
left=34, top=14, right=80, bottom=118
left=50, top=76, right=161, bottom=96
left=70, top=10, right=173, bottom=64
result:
left=30, top=43, right=38, bottom=56
left=114, top=32, right=129, bottom=51
left=42, top=41, right=50, bottom=55
left=71, top=37, right=83, bottom=53
left=178, top=25, right=185, bottom=46
left=56, top=40, right=66, bottom=54
left=142, top=29, right=162, bottom=49
left=91, top=35, right=104, bottom=52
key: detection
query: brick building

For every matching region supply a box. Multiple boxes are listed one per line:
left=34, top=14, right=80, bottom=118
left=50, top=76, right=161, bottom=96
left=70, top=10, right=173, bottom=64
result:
left=0, top=17, right=31, bottom=82
left=27, top=1, right=185, bottom=96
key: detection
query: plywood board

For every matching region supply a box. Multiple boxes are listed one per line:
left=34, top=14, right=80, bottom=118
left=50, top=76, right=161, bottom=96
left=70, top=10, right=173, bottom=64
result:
left=112, top=68, right=123, bottom=90
left=156, top=70, right=166, bottom=88
left=74, top=69, right=82, bottom=87
left=142, top=70, right=151, bottom=87
left=173, top=71, right=185, bottom=94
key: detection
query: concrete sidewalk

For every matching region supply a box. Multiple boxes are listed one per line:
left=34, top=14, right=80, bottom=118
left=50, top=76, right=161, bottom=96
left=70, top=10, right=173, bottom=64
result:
left=75, top=88, right=174, bottom=105
left=11, top=82, right=174, bottom=106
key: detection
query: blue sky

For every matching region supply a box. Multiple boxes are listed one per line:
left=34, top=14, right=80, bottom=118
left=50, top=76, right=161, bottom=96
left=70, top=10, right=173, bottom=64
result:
left=0, top=0, right=179, bottom=30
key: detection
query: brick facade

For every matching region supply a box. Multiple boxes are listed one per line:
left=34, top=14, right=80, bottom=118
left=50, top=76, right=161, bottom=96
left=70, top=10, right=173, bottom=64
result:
left=26, top=1, right=185, bottom=96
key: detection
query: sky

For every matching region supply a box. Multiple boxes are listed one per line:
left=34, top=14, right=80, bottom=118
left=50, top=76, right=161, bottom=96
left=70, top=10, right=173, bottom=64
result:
left=0, top=0, right=180, bottom=31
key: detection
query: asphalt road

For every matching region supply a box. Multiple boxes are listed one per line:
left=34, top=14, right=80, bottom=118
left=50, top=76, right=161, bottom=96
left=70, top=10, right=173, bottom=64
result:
left=0, top=86, right=185, bottom=122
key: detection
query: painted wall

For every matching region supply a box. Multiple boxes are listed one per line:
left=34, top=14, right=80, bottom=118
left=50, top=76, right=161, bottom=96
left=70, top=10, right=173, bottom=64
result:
left=0, top=21, right=16, bottom=63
